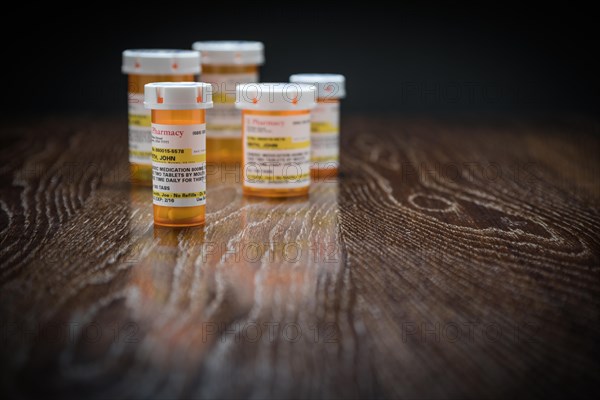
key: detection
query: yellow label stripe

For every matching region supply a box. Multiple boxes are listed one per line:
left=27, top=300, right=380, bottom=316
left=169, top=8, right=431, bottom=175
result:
left=246, top=173, right=310, bottom=182
left=247, top=137, right=309, bottom=150
left=207, top=124, right=242, bottom=131
left=153, top=191, right=206, bottom=199
left=129, top=114, right=151, bottom=127
left=311, top=122, right=338, bottom=133
left=212, top=94, right=236, bottom=104
left=152, top=148, right=206, bottom=163
left=130, top=150, right=152, bottom=157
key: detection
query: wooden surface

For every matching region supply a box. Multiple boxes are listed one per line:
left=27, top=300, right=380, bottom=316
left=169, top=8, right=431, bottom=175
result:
left=0, top=116, right=599, bottom=399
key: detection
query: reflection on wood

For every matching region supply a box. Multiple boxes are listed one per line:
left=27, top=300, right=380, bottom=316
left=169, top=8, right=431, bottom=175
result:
left=0, top=117, right=598, bottom=398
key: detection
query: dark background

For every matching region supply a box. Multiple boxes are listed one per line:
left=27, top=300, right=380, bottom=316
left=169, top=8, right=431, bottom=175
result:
left=2, top=3, right=598, bottom=117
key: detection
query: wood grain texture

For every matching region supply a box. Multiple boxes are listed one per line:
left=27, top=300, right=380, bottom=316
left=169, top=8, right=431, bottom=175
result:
left=0, top=116, right=599, bottom=399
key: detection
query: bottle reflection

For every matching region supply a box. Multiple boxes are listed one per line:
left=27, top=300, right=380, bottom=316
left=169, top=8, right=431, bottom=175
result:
left=124, top=173, right=342, bottom=314
left=125, top=204, right=206, bottom=308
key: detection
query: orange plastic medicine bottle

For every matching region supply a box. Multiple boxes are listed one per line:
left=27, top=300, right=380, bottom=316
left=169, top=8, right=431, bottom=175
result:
left=122, top=50, right=200, bottom=185
left=192, top=41, right=264, bottom=164
left=235, top=83, right=317, bottom=198
left=144, top=82, right=213, bottom=227
left=289, top=74, right=346, bottom=179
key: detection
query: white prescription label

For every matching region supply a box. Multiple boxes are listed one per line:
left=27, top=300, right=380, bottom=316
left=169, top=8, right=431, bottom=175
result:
left=151, top=123, right=206, bottom=207
left=128, top=92, right=152, bottom=165
left=203, top=72, right=258, bottom=138
left=310, top=101, right=340, bottom=167
left=243, top=113, right=311, bottom=189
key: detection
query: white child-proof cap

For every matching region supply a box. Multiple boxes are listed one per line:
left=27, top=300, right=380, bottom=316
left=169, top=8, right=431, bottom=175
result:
left=289, top=74, right=346, bottom=99
left=192, top=41, right=264, bottom=65
left=122, top=50, right=201, bottom=75
left=235, top=83, right=317, bottom=111
left=144, top=82, right=213, bottom=110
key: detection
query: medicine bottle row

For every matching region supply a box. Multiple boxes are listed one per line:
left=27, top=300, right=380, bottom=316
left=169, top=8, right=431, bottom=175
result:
left=122, top=42, right=346, bottom=227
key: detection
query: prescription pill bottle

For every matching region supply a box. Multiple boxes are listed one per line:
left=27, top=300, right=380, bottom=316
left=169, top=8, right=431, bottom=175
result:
left=122, top=50, right=201, bottom=185
left=144, top=82, right=213, bottom=227
left=289, top=74, right=346, bottom=179
left=192, top=41, right=264, bottom=164
left=235, top=83, right=316, bottom=198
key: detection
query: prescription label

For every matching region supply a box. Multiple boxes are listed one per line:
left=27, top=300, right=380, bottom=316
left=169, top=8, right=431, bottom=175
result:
left=243, top=113, right=311, bottom=189
left=310, top=101, right=340, bottom=166
left=151, top=123, right=206, bottom=207
left=128, top=93, right=152, bottom=165
left=203, top=72, right=258, bottom=138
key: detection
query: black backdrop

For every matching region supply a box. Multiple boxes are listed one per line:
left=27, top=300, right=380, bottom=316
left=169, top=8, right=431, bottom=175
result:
left=3, top=3, right=598, bottom=117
